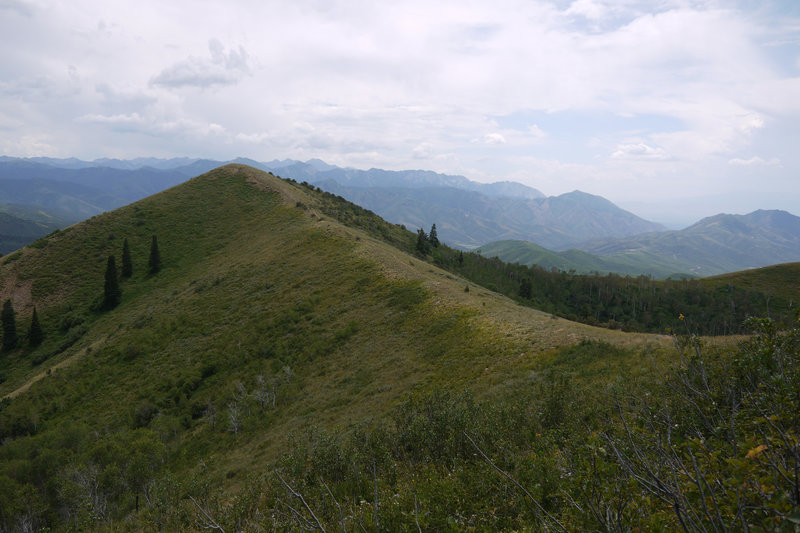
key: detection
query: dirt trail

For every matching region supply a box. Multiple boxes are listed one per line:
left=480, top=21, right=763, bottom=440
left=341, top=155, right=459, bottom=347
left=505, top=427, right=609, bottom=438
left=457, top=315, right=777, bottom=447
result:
left=3, top=352, right=82, bottom=399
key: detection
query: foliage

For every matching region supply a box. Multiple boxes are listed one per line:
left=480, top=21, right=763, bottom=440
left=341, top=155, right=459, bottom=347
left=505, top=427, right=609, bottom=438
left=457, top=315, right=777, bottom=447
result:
left=148, top=235, right=160, bottom=274
left=121, top=238, right=133, bottom=278
left=1, top=299, right=17, bottom=351
left=28, top=307, right=43, bottom=347
left=102, top=255, right=121, bottom=310
left=429, top=223, right=440, bottom=247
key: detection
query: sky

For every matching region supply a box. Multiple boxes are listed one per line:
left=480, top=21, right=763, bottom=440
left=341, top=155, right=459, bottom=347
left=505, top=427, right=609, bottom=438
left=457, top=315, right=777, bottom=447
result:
left=1, top=0, right=799, bottom=227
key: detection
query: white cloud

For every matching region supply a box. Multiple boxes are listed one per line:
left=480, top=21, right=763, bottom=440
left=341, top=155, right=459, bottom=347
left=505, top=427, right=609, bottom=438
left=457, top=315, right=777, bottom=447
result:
left=150, top=39, right=251, bottom=89
left=78, top=112, right=146, bottom=125
left=484, top=133, right=506, bottom=145
left=413, top=142, right=434, bottom=159
left=611, top=142, right=670, bottom=160
left=565, top=0, right=607, bottom=20
left=728, top=156, right=781, bottom=166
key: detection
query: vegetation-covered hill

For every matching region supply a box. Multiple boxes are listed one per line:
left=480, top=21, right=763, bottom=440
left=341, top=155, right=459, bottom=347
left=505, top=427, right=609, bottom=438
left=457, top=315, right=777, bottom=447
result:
left=0, top=206, right=67, bottom=255
left=315, top=181, right=664, bottom=249
left=0, top=165, right=797, bottom=531
left=575, top=209, right=800, bottom=276
left=476, top=239, right=691, bottom=278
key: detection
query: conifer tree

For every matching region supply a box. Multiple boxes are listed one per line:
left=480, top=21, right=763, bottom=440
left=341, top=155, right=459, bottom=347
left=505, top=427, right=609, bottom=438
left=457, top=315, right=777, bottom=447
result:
left=103, top=255, right=121, bottom=310
left=121, top=238, right=133, bottom=278
left=519, top=278, right=533, bottom=300
left=2, top=298, right=18, bottom=351
left=416, top=228, right=430, bottom=255
left=148, top=235, right=161, bottom=274
left=28, top=307, right=43, bottom=347
left=429, top=223, right=440, bottom=247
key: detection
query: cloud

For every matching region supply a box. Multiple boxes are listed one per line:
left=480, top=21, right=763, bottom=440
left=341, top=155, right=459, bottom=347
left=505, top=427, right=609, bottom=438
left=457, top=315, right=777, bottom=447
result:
left=0, top=0, right=33, bottom=17
left=611, top=142, right=670, bottom=160
left=78, top=112, right=146, bottom=125
left=484, top=133, right=506, bottom=145
left=565, top=0, right=608, bottom=20
left=413, top=142, right=434, bottom=159
left=728, top=156, right=781, bottom=166
left=150, top=39, right=251, bottom=89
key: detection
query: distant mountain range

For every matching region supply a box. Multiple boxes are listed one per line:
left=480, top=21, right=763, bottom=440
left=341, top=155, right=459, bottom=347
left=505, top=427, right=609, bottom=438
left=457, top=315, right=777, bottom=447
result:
left=0, top=155, right=658, bottom=253
left=481, top=210, right=800, bottom=277
left=1, top=155, right=798, bottom=277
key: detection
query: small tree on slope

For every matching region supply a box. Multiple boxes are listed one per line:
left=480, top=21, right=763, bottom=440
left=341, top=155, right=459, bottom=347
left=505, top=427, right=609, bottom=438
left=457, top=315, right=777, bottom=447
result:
left=28, top=307, right=43, bottom=347
left=2, top=299, right=17, bottom=351
left=148, top=235, right=161, bottom=274
left=121, top=238, right=133, bottom=278
left=103, top=255, right=121, bottom=310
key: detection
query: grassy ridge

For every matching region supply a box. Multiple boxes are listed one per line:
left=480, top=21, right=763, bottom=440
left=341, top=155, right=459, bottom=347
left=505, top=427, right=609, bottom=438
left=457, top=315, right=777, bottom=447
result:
left=1, top=165, right=648, bottom=529
left=702, top=262, right=800, bottom=306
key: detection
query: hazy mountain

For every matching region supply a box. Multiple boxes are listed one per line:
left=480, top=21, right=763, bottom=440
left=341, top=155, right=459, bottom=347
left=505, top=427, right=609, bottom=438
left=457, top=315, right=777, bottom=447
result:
left=0, top=207, right=65, bottom=255
left=476, top=239, right=691, bottom=278
left=571, top=209, right=800, bottom=276
left=313, top=181, right=664, bottom=249
left=3, top=156, right=795, bottom=278
left=274, top=160, right=545, bottom=199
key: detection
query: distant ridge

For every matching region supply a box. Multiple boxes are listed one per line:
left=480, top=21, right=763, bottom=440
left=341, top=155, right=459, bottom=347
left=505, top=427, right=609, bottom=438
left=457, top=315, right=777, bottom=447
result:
left=1, top=156, right=796, bottom=277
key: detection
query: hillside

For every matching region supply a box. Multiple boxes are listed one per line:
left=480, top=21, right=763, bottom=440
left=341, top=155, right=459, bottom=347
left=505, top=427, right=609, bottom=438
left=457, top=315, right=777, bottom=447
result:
left=476, top=239, right=691, bottom=278
left=0, top=164, right=652, bottom=528
left=0, top=165, right=796, bottom=531
left=576, top=210, right=800, bottom=276
left=0, top=207, right=66, bottom=255
left=313, top=181, right=663, bottom=249
left=702, top=262, right=800, bottom=305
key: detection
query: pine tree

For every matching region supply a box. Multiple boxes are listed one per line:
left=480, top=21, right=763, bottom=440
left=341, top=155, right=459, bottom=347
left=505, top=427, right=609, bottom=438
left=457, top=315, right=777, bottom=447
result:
left=416, top=228, right=430, bottom=255
left=519, top=278, right=533, bottom=300
left=103, top=255, right=121, bottom=310
left=121, top=238, right=133, bottom=278
left=148, top=235, right=161, bottom=274
left=2, top=299, right=18, bottom=351
left=429, top=223, right=440, bottom=247
left=28, top=307, right=43, bottom=347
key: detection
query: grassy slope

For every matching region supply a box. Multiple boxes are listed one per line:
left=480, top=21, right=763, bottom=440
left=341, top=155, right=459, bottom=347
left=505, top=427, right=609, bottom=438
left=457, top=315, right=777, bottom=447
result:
left=477, top=239, right=689, bottom=278
left=701, top=262, right=800, bottom=306
left=0, top=166, right=666, bottom=495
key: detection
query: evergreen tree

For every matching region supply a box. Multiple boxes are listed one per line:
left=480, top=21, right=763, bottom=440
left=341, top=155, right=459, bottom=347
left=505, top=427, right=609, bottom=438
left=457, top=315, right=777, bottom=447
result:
left=519, top=278, right=533, bottom=300
left=458, top=250, right=464, bottom=266
left=103, top=255, right=121, bottom=310
left=416, top=228, right=430, bottom=255
left=2, top=299, right=18, bottom=351
left=148, top=235, right=161, bottom=274
left=28, top=307, right=43, bottom=347
left=429, top=223, right=440, bottom=247
left=121, top=238, right=133, bottom=278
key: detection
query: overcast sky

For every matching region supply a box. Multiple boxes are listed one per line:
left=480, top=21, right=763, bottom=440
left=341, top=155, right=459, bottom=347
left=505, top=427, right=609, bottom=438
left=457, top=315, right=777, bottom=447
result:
left=1, top=0, right=798, bottom=226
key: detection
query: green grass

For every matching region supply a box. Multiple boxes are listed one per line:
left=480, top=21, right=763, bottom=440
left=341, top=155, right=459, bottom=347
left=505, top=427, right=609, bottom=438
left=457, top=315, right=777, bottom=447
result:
left=702, top=262, right=800, bottom=305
